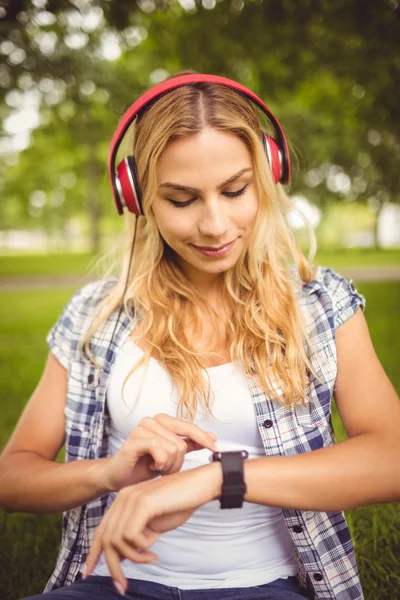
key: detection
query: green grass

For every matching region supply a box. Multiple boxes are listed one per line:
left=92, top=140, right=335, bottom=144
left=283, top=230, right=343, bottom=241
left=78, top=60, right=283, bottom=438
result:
left=0, top=248, right=399, bottom=279
left=329, top=282, right=400, bottom=600
left=0, top=288, right=76, bottom=600
left=0, top=289, right=77, bottom=447
left=315, top=247, right=400, bottom=267
left=0, top=253, right=98, bottom=278
left=0, top=283, right=399, bottom=599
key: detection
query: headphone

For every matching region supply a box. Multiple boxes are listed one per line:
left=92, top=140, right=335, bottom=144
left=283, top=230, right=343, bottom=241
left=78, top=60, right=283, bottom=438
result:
left=107, top=73, right=291, bottom=216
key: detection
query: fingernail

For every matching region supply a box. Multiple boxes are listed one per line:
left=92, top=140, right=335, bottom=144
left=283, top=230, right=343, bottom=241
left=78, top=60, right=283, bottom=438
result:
left=113, top=580, right=125, bottom=596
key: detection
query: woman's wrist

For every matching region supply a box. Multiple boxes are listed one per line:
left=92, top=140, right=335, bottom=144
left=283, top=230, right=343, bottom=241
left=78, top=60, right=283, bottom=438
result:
left=88, top=457, right=115, bottom=495
left=89, top=456, right=224, bottom=503
left=196, top=461, right=223, bottom=503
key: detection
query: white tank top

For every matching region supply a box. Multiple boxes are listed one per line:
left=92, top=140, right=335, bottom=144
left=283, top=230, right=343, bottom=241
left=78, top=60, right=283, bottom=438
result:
left=92, top=340, right=298, bottom=588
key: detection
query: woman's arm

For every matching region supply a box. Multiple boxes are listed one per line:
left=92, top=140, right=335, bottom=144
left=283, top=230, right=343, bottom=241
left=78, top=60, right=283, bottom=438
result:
left=0, top=352, right=108, bottom=513
left=84, top=308, right=400, bottom=591
left=245, top=306, right=400, bottom=511
left=0, top=352, right=218, bottom=514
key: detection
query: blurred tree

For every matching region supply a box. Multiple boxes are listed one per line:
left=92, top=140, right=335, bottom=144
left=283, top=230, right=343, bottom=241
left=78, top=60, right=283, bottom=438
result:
left=137, top=0, right=399, bottom=243
left=1, top=5, right=155, bottom=251
left=1, top=0, right=399, bottom=247
left=2, top=96, right=107, bottom=251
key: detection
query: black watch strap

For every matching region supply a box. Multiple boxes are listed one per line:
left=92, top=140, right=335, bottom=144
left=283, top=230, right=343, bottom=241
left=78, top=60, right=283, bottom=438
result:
left=212, top=450, right=248, bottom=509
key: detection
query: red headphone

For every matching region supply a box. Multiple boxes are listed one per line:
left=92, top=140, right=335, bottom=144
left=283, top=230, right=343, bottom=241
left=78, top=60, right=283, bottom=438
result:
left=108, top=74, right=291, bottom=216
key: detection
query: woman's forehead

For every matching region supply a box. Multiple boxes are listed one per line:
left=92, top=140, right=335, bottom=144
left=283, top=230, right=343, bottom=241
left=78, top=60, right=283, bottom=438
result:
left=157, top=129, right=252, bottom=186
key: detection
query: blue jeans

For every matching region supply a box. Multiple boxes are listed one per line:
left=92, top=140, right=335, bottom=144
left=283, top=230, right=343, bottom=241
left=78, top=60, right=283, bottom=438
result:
left=23, top=574, right=309, bottom=599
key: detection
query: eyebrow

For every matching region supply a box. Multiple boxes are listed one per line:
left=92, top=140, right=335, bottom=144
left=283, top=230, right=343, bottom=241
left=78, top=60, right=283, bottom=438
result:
left=158, top=168, right=252, bottom=195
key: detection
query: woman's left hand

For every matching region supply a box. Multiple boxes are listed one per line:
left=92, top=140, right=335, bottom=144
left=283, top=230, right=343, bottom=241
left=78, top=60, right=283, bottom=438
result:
left=84, top=462, right=221, bottom=594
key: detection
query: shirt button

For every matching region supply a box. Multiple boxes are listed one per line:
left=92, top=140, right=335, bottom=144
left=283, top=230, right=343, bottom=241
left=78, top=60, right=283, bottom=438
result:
left=263, top=419, right=273, bottom=428
left=293, top=525, right=303, bottom=533
left=313, top=573, right=323, bottom=581
left=87, top=374, right=94, bottom=384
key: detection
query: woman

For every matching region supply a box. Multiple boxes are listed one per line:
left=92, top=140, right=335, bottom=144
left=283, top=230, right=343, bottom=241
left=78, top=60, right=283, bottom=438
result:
left=1, top=74, right=399, bottom=600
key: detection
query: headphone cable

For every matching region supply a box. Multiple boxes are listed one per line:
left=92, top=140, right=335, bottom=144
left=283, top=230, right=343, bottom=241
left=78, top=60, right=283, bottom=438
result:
left=106, top=214, right=139, bottom=362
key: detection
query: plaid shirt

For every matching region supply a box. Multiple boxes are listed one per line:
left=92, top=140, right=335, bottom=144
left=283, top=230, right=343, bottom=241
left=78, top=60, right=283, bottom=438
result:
left=45, top=266, right=366, bottom=600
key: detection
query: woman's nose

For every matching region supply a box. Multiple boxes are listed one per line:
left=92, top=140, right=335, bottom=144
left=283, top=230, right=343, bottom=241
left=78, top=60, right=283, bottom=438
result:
left=198, top=200, right=230, bottom=239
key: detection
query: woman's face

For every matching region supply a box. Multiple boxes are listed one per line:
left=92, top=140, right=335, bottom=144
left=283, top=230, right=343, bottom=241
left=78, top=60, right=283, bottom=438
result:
left=152, top=128, right=259, bottom=292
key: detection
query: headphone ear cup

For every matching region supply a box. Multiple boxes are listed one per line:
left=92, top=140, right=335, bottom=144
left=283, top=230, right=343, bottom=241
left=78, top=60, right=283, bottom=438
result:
left=115, top=156, right=144, bottom=215
left=263, top=134, right=283, bottom=184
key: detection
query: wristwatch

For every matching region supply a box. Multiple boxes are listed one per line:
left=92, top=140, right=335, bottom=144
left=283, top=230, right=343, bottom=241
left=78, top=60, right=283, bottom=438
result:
left=211, top=450, right=249, bottom=509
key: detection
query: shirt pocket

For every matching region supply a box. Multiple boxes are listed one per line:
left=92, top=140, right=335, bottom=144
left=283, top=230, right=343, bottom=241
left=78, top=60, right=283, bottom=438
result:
left=66, top=361, right=100, bottom=428
left=277, top=394, right=334, bottom=456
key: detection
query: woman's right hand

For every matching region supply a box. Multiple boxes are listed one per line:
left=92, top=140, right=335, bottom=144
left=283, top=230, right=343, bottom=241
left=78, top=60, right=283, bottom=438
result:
left=100, top=413, right=219, bottom=492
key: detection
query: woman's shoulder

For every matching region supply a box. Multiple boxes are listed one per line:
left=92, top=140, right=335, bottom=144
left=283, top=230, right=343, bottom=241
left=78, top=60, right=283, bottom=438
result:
left=291, top=264, right=366, bottom=329
left=46, top=277, right=119, bottom=369
left=48, top=277, right=117, bottom=340
left=300, top=265, right=363, bottom=299
left=293, top=264, right=346, bottom=292
left=65, top=277, right=118, bottom=314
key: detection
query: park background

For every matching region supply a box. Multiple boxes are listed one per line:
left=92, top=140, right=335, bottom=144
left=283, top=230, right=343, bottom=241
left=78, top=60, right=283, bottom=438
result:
left=0, top=1, right=399, bottom=599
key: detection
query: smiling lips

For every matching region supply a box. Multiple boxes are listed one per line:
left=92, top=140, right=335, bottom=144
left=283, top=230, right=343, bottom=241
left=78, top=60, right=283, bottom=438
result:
left=191, top=238, right=237, bottom=257
left=193, top=240, right=236, bottom=251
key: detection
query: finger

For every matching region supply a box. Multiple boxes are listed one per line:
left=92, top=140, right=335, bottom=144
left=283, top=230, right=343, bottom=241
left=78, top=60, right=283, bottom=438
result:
left=159, top=443, right=187, bottom=475
left=135, top=421, right=187, bottom=471
left=112, top=494, right=160, bottom=557
left=85, top=491, right=129, bottom=578
left=121, top=496, right=158, bottom=550
left=144, top=428, right=187, bottom=473
left=103, top=541, right=157, bottom=593
left=184, top=438, right=212, bottom=453
left=141, top=525, right=161, bottom=547
left=151, top=508, right=195, bottom=534
left=124, top=436, right=174, bottom=471
left=118, top=538, right=159, bottom=563
left=84, top=520, right=106, bottom=578
left=103, top=544, right=127, bottom=594
left=152, top=414, right=219, bottom=451
left=97, top=492, right=158, bottom=592
left=134, top=418, right=217, bottom=466
left=109, top=490, right=158, bottom=560
left=137, top=417, right=189, bottom=449
left=146, top=438, right=183, bottom=472
left=127, top=420, right=184, bottom=471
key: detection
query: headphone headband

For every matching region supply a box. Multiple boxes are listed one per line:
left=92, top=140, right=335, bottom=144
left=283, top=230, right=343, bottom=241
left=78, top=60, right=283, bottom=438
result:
left=108, top=74, right=290, bottom=215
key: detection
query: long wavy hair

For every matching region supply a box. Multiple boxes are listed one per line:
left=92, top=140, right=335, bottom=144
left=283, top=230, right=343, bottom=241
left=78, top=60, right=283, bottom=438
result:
left=80, top=78, right=318, bottom=419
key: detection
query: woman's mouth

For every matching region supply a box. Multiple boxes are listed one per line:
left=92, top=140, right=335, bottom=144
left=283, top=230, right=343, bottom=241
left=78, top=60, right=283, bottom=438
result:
left=191, top=239, right=237, bottom=257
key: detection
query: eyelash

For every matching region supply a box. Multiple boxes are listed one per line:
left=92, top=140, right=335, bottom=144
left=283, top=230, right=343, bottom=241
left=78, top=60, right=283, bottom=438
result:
left=167, top=183, right=249, bottom=209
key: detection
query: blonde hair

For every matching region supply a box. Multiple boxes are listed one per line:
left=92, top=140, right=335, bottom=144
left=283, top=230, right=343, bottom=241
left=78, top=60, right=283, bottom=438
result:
left=81, top=79, right=318, bottom=419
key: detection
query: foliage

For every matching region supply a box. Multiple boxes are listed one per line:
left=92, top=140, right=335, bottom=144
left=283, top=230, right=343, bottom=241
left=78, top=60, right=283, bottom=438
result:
left=138, top=0, right=400, bottom=208
left=1, top=1, right=399, bottom=248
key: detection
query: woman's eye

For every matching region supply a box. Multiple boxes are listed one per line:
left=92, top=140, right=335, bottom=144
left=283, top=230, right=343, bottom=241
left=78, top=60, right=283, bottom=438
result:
left=167, top=198, right=195, bottom=209
left=223, top=184, right=249, bottom=198
left=166, top=184, right=249, bottom=208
